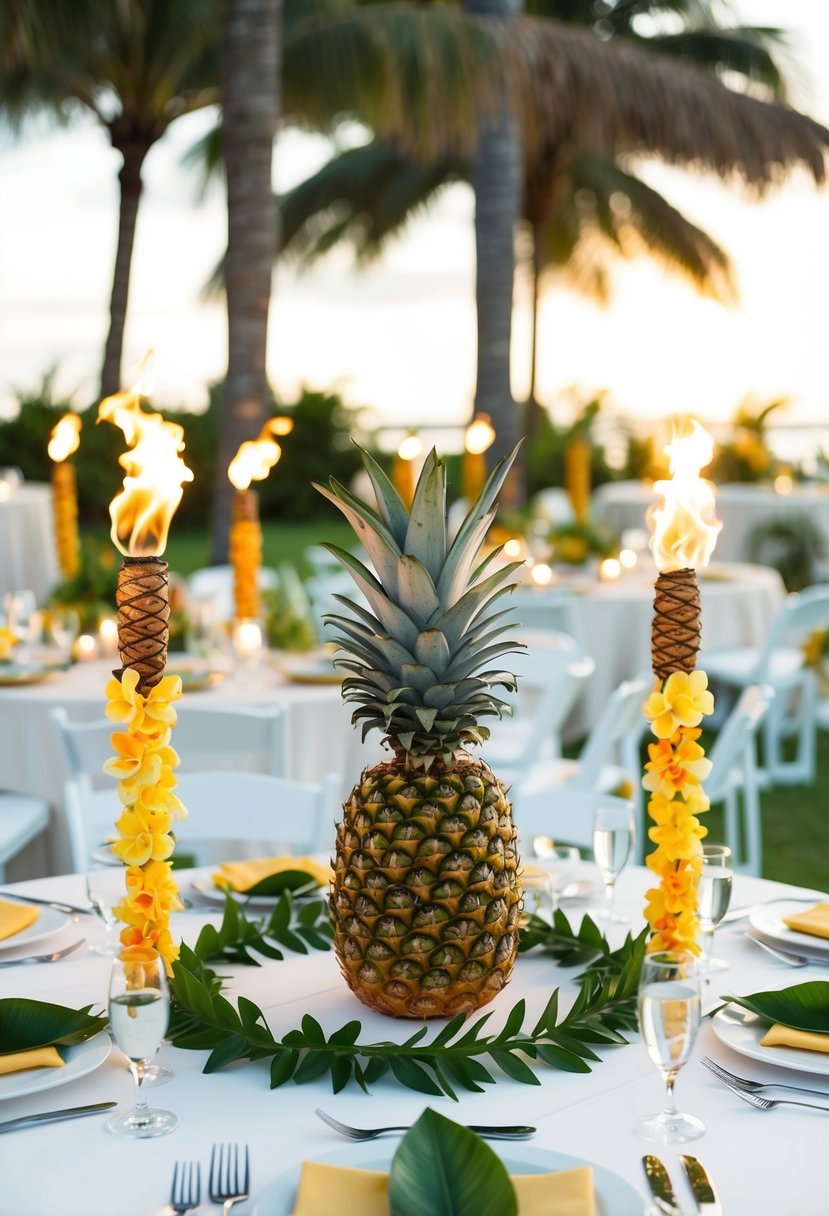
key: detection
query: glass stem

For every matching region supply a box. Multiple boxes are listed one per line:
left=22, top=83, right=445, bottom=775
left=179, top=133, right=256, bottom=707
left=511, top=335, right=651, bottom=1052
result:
left=605, top=879, right=616, bottom=922
left=701, top=926, right=714, bottom=969
left=662, top=1069, right=679, bottom=1119
left=129, top=1060, right=150, bottom=1121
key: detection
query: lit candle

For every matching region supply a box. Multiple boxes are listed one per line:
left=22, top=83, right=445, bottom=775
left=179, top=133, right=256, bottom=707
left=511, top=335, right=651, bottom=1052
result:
left=74, top=633, right=97, bottom=661
left=233, top=618, right=263, bottom=660
left=530, top=562, right=554, bottom=587
left=98, top=617, right=118, bottom=656
left=462, top=413, right=495, bottom=503
left=47, top=413, right=82, bottom=580
left=393, top=432, right=422, bottom=509
left=618, top=548, right=638, bottom=570
left=599, top=557, right=621, bottom=581
left=228, top=421, right=284, bottom=623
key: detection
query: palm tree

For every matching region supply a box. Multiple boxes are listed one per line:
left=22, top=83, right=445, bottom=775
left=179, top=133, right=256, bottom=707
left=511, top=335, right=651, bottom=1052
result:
left=0, top=0, right=221, bottom=398
left=212, top=0, right=281, bottom=564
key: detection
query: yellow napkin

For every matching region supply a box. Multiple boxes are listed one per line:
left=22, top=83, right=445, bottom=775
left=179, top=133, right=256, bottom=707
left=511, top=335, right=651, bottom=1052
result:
left=760, top=1024, right=829, bottom=1054
left=0, top=898, right=38, bottom=942
left=783, top=903, right=829, bottom=941
left=0, top=1046, right=63, bottom=1077
left=290, top=1161, right=594, bottom=1216
left=212, top=855, right=331, bottom=893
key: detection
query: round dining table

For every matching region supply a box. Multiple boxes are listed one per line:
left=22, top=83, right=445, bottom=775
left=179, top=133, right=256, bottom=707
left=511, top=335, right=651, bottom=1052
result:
left=0, top=860, right=824, bottom=1215
left=0, top=483, right=59, bottom=602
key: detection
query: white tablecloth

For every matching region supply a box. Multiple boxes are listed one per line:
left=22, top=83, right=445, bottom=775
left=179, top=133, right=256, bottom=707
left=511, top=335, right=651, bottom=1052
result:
left=0, top=484, right=59, bottom=602
left=594, top=480, right=829, bottom=564
left=0, top=864, right=825, bottom=1215
left=514, top=562, right=785, bottom=735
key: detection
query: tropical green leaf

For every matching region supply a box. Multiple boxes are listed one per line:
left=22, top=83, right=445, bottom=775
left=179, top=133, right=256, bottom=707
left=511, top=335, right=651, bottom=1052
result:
left=388, top=1109, right=517, bottom=1216
left=0, top=999, right=107, bottom=1052
left=723, top=981, right=829, bottom=1034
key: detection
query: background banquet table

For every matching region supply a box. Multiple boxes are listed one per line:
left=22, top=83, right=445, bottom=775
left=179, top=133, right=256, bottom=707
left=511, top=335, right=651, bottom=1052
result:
left=0, top=483, right=59, bottom=602
left=0, top=862, right=826, bottom=1215
left=594, top=480, right=829, bottom=565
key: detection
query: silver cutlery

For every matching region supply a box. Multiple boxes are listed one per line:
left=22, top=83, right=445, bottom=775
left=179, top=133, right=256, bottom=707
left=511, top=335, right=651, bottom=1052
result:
left=642, top=1156, right=684, bottom=1215
left=680, top=1156, right=723, bottom=1216
left=0, top=892, right=92, bottom=916
left=209, top=1142, right=250, bottom=1215
left=0, top=1101, right=116, bottom=1134
left=701, top=1055, right=829, bottom=1100
left=170, top=1160, right=201, bottom=1216
left=0, top=940, right=84, bottom=969
left=315, top=1107, right=536, bottom=1141
left=745, top=933, right=828, bottom=968
left=722, top=1082, right=829, bottom=1113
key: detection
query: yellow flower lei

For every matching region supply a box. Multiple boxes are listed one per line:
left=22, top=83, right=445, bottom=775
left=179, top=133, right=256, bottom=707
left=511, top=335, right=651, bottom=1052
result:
left=641, top=670, right=714, bottom=954
left=104, top=668, right=186, bottom=973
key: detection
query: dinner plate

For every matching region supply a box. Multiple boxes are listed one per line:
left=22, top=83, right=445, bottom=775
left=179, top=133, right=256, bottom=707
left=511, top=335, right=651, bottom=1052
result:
left=283, top=666, right=344, bottom=685
left=190, top=876, right=323, bottom=910
left=236, top=1142, right=643, bottom=1215
left=748, top=901, right=829, bottom=957
left=0, top=663, right=57, bottom=686
left=712, top=1003, right=829, bottom=1077
left=0, top=904, right=68, bottom=952
left=0, top=1031, right=112, bottom=1102
left=166, top=664, right=224, bottom=692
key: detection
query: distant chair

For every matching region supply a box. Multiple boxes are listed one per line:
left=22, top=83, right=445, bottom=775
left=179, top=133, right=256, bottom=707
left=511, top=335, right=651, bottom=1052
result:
left=507, top=587, right=587, bottom=654
left=701, top=584, right=829, bottom=786
left=0, top=793, right=50, bottom=882
left=532, top=488, right=575, bottom=528
left=186, top=565, right=279, bottom=622
left=49, top=703, right=329, bottom=872
left=702, top=684, right=772, bottom=876
left=510, top=787, right=633, bottom=852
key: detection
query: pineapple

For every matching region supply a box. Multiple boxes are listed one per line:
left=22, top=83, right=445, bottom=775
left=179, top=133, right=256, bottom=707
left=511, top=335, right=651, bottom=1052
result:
left=315, top=447, right=524, bottom=1019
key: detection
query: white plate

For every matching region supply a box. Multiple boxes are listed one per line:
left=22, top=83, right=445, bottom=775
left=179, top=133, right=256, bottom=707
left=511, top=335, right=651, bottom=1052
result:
left=712, top=1002, right=829, bottom=1077
left=748, top=901, right=829, bottom=957
left=190, top=876, right=322, bottom=910
left=237, top=1142, right=643, bottom=1216
left=0, top=904, right=69, bottom=953
left=0, top=1031, right=112, bottom=1102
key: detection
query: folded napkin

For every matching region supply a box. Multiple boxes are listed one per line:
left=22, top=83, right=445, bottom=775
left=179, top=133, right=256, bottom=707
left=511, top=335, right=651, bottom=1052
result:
left=212, top=855, right=331, bottom=893
left=0, top=899, right=38, bottom=942
left=760, top=1024, right=829, bottom=1054
left=783, top=903, right=829, bottom=941
left=0, top=1046, right=63, bottom=1077
left=291, top=1161, right=594, bottom=1216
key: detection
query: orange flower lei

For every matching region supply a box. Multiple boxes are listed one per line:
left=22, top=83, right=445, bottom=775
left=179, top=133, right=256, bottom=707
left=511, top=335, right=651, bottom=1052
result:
left=641, top=670, right=714, bottom=954
left=103, top=668, right=186, bottom=973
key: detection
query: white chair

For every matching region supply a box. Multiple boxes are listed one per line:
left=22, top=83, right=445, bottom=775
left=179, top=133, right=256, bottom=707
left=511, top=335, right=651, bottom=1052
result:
left=484, top=630, right=595, bottom=782
left=510, top=787, right=633, bottom=851
left=186, top=565, right=279, bottom=621
left=701, top=584, right=829, bottom=786
left=0, top=793, right=50, bottom=882
left=49, top=704, right=339, bottom=871
left=512, top=675, right=650, bottom=854
left=507, top=587, right=587, bottom=654
left=702, top=684, right=772, bottom=876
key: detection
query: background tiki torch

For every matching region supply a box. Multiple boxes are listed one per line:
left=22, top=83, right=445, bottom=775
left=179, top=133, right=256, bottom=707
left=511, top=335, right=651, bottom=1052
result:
left=227, top=419, right=289, bottom=623
left=47, top=413, right=82, bottom=580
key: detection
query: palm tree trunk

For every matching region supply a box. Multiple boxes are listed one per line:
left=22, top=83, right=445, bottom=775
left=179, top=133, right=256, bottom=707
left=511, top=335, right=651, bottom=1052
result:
left=464, top=0, right=523, bottom=508
left=210, top=0, right=281, bottom=565
left=100, top=140, right=149, bottom=399
left=524, top=216, right=544, bottom=442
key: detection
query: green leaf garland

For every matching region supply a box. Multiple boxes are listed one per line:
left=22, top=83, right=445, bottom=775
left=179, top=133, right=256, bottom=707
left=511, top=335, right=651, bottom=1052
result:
left=186, top=891, right=332, bottom=970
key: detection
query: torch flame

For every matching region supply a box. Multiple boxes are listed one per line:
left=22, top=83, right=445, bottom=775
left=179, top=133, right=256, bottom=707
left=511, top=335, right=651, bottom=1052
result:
left=47, top=414, right=82, bottom=462
left=98, top=389, right=193, bottom=557
left=648, top=419, right=722, bottom=571
left=228, top=421, right=283, bottom=491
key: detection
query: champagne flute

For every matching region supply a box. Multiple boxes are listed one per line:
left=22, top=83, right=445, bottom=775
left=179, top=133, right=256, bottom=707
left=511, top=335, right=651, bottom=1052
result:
left=697, top=843, right=733, bottom=974
left=592, top=801, right=634, bottom=924
left=106, top=950, right=177, bottom=1139
left=635, top=950, right=704, bottom=1144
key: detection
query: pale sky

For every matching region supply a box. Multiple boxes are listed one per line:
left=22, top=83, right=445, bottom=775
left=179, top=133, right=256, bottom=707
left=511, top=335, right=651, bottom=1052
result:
left=1, top=0, right=828, bottom=451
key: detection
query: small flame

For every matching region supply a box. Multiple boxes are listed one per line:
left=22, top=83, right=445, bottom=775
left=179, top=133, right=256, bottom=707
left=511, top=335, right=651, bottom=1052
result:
left=648, top=419, right=721, bottom=571
left=465, top=413, right=496, bottom=455
left=228, top=421, right=284, bottom=491
left=47, top=414, right=81, bottom=462
left=98, top=389, right=193, bottom=556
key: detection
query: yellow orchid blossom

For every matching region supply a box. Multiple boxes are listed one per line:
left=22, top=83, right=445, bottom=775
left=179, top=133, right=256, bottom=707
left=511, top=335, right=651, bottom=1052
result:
left=103, top=732, right=163, bottom=785
left=0, top=627, right=18, bottom=661
left=642, top=670, right=714, bottom=740
left=643, top=733, right=712, bottom=799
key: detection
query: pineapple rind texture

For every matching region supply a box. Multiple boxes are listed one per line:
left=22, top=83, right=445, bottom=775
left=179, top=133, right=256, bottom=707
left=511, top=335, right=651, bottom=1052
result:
left=331, top=754, right=521, bottom=1018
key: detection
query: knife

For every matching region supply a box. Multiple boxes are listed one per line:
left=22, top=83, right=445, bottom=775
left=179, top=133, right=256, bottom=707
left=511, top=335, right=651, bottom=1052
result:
left=680, top=1156, right=723, bottom=1215
left=0, top=1102, right=116, bottom=1134
left=642, top=1156, right=682, bottom=1215
left=0, top=892, right=92, bottom=916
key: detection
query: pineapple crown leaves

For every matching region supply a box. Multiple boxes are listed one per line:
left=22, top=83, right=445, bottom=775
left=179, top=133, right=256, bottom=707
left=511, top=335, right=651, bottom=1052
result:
left=314, top=445, right=525, bottom=759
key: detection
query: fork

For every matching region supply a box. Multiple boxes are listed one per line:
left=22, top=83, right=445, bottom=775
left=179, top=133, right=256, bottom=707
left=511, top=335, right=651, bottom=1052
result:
left=718, top=1075, right=829, bottom=1113
left=169, top=1161, right=201, bottom=1215
left=701, top=1055, right=829, bottom=1100
left=0, top=940, right=84, bottom=970
left=209, top=1143, right=250, bottom=1215
left=315, top=1108, right=536, bottom=1140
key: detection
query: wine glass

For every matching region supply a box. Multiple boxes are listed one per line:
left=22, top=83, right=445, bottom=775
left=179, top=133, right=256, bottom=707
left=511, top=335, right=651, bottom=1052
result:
left=232, top=618, right=265, bottom=684
left=86, top=863, right=126, bottom=956
left=531, top=839, right=581, bottom=911
left=106, top=950, right=177, bottom=1138
left=592, top=800, right=634, bottom=924
left=697, top=843, right=733, bottom=974
left=520, top=868, right=555, bottom=922
left=635, top=950, right=704, bottom=1144
left=49, top=607, right=80, bottom=664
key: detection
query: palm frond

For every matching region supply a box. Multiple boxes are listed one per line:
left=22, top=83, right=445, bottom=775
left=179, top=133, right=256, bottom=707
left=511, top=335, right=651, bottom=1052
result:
left=648, top=26, right=791, bottom=102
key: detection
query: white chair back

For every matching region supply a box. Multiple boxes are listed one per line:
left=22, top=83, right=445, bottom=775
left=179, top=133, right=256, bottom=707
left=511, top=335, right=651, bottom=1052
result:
left=507, top=587, right=586, bottom=652
left=704, top=684, right=772, bottom=875
left=570, top=675, right=649, bottom=791
left=752, top=585, right=829, bottom=682
left=484, top=630, right=594, bottom=778
left=511, top=787, right=633, bottom=851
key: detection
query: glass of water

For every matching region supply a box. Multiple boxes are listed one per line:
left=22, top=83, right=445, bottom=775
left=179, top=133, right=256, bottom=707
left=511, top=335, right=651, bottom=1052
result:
left=592, top=800, right=634, bottom=924
left=697, top=843, right=733, bottom=973
left=106, top=949, right=177, bottom=1139
left=635, top=950, right=704, bottom=1144
left=86, top=863, right=126, bottom=956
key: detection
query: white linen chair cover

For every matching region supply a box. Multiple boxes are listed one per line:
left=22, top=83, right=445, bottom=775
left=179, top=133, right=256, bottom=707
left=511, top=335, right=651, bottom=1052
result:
left=701, top=584, right=829, bottom=786
left=186, top=564, right=279, bottom=622
left=511, top=675, right=650, bottom=855
left=510, top=787, right=633, bottom=851
left=702, top=684, right=772, bottom=876
left=49, top=704, right=339, bottom=871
